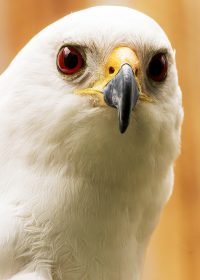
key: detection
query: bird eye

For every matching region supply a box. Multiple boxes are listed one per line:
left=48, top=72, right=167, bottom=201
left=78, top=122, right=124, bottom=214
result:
left=57, top=46, right=84, bottom=75
left=147, top=53, right=168, bottom=82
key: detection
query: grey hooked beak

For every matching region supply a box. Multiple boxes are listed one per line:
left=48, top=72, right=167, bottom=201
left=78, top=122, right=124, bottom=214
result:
left=103, top=64, right=139, bottom=133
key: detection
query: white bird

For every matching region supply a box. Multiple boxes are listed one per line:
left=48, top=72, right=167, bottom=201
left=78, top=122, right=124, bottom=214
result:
left=0, top=6, right=183, bottom=280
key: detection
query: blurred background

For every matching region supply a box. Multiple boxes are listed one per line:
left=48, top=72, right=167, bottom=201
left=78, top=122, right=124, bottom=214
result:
left=0, top=0, right=199, bottom=279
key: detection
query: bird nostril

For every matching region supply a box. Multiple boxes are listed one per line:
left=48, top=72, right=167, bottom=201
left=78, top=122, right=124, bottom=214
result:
left=135, top=68, right=138, bottom=76
left=109, top=66, right=115, bottom=74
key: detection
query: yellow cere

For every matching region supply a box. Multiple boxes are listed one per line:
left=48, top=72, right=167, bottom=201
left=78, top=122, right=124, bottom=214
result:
left=75, top=47, right=152, bottom=106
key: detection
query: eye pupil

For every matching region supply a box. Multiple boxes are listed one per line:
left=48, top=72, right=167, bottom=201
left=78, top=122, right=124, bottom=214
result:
left=148, top=53, right=168, bottom=82
left=57, top=46, right=83, bottom=75
left=64, top=52, right=78, bottom=69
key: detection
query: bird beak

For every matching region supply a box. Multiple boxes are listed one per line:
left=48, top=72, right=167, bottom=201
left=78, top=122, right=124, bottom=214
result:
left=75, top=47, right=141, bottom=133
left=103, top=63, right=139, bottom=133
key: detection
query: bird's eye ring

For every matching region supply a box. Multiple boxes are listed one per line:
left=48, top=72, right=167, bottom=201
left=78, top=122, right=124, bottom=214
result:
left=147, top=53, right=168, bottom=82
left=57, top=46, right=84, bottom=75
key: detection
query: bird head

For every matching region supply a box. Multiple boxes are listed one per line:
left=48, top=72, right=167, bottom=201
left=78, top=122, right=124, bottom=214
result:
left=1, top=6, right=183, bottom=171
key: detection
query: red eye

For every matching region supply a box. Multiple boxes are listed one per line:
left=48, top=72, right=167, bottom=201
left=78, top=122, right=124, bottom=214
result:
left=147, top=53, right=168, bottom=82
left=57, top=46, right=84, bottom=75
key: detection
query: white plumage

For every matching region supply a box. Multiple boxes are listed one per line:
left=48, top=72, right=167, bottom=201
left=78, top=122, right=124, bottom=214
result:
left=0, top=6, right=183, bottom=280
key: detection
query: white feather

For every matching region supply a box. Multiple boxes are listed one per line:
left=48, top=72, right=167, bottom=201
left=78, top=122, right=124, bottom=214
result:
left=0, top=6, right=183, bottom=280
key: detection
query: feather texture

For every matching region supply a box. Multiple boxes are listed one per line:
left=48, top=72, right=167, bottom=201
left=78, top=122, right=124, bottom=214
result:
left=0, top=6, right=183, bottom=280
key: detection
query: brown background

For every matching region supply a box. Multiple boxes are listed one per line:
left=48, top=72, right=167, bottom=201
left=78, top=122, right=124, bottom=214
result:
left=0, top=0, right=199, bottom=279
